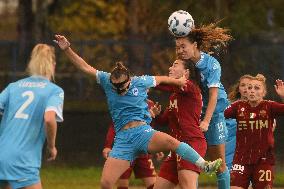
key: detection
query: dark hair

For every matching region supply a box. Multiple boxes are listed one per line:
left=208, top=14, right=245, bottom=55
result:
left=180, top=59, right=201, bottom=88
left=110, top=61, right=130, bottom=80
left=181, top=23, right=233, bottom=54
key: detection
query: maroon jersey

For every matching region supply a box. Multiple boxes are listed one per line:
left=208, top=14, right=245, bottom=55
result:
left=156, top=80, right=204, bottom=141
left=104, top=100, right=156, bottom=148
left=225, top=100, right=284, bottom=164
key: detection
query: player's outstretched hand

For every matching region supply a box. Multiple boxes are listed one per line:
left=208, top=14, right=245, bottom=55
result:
left=102, top=148, right=112, bottom=159
left=47, top=146, right=57, bottom=161
left=275, top=79, right=284, bottom=101
left=155, top=152, right=164, bottom=161
left=150, top=102, right=162, bottom=118
left=199, top=120, right=209, bottom=132
left=53, top=35, right=71, bottom=51
left=179, top=75, right=187, bottom=90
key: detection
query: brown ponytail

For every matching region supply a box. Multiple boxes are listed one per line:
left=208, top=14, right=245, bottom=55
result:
left=110, top=61, right=130, bottom=80
left=183, top=23, right=233, bottom=53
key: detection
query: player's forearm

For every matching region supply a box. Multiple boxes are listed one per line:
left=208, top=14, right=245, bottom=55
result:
left=155, top=76, right=183, bottom=87
left=64, top=47, right=97, bottom=78
left=45, top=121, right=57, bottom=148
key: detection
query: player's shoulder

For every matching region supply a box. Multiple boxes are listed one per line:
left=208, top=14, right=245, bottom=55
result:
left=231, top=99, right=247, bottom=106
left=206, top=54, right=221, bottom=70
left=261, top=100, right=278, bottom=106
left=132, top=75, right=152, bottom=83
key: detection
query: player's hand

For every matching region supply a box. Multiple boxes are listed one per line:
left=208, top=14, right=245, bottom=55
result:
left=155, top=152, right=164, bottom=161
left=150, top=102, right=161, bottom=118
left=47, top=146, right=57, bottom=161
left=178, top=75, right=187, bottom=90
left=102, top=148, right=112, bottom=159
left=53, top=35, right=71, bottom=50
left=200, top=120, right=209, bottom=132
left=274, top=79, right=284, bottom=101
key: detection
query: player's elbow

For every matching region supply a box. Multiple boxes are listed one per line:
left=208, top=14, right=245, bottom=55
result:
left=44, top=111, right=56, bottom=126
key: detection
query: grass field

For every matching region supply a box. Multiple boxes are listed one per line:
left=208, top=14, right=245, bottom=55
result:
left=41, top=166, right=284, bottom=189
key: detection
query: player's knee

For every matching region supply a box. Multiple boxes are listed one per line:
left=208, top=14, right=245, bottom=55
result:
left=100, top=177, right=114, bottom=189
left=165, top=137, right=179, bottom=150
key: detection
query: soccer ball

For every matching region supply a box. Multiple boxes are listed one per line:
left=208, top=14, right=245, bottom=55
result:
left=168, top=10, right=194, bottom=37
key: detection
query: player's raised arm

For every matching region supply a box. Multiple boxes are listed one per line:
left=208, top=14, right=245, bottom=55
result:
left=275, top=79, right=284, bottom=102
left=154, top=75, right=186, bottom=88
left=54, top=35, right=97, bottom=79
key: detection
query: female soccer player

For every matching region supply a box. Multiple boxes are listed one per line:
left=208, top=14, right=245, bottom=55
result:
left=153, top=59, right=206, bottom=189
left=175, top=23, right=233, bottom=189
left=225, top=75, right=284, bottom=189
left=0, top=44, right=64, bottom=189
left=226, top=74, right=253, bottom=170
left=102, top=99, right=161, bottom=189
left=54, top=34, right=222, bottom=189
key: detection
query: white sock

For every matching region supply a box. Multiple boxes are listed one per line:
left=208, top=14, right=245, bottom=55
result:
left=195, top=157, right=206, bottom=168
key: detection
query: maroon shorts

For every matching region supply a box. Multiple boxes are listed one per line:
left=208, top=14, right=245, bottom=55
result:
left=158, top=138, right=207, bottom=185
left=120, top=154, right=156, bottom=179
left=231, top=159, right=274, bottom=189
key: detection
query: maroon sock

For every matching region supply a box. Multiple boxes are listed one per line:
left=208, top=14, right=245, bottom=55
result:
left=117, top=187, right=128, bottom=189
left=147, top=184, right=154, bottom=189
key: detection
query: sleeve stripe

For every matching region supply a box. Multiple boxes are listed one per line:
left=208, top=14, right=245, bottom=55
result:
left=45, top=106, right=64, bottom=122
left=207, top=83, right=221, bottom=88
left=152, top=76, right=157, bottom=87
left=96, top=70, right=100, bottom=84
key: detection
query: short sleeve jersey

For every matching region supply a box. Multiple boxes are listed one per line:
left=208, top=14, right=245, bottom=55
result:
left=195, top=52, right=229, bottom=114
left=0, top=76, right=64, bottom=180
left=96, top=71, right=156, bottom=132
left=224, top=100, right=284, bottom=164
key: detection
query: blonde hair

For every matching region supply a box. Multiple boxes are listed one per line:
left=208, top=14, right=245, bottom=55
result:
left=253, top=74, right=267, bottom=96
left=228, top=74, right=253, bottom=102
left=27, top=44, right=56, bottom=81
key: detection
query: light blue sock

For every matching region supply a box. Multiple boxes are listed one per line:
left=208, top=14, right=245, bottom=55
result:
left=175, top=142, right=204, bottom=165
left=217, top=166, right=230, bottom=189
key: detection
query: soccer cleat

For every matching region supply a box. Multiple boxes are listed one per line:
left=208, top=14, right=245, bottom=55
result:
left=203, top=158, right=222, bottom=176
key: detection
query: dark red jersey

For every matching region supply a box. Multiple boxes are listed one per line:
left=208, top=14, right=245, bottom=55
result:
left=104, top=99, right=156, bottom=148
left=225, top=100, right=284, bottom=164
left=156, top=80, right=205, bottom=141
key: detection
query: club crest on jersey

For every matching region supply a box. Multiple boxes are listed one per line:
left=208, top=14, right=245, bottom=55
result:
left=132, top=88, right=139, bottom=96
left=250, top=113, right=256, bottom=119
left=259, top=110, right=267, bottom=118
left=239, top=107, right=245, bottom=117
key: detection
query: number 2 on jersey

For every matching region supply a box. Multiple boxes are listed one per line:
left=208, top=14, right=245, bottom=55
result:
left=15, top=91, right=34, bottom=119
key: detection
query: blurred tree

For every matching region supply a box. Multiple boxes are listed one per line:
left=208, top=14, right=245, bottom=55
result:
left=17, top=0, right=33, bottom=68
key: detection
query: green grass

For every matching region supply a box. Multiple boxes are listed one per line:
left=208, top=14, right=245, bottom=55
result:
left=41, top=166, right=284, bottom=189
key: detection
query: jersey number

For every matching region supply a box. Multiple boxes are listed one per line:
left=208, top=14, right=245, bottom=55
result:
left=259, top=170, right=272, bottom=181
left=15, top=91, right=34, bottom=119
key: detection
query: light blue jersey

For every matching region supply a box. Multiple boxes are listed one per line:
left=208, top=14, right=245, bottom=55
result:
left=96, top=71, right=155, bottom=133
left=0, top=76, right=64, bottom=181
left=196, top=52, right=230, bottom=188
left=196, top=52, right=229, bottom=145
left=196, top=52, right=229, bottom=115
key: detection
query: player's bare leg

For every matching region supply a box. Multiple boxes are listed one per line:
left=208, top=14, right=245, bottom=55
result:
left=178, top=170, right=199, bottom=189
left=101, top=157, right=130, bottom=189
left=153, top=177, right=175, bottom=189
left=22, top=182, right=42, bottom=189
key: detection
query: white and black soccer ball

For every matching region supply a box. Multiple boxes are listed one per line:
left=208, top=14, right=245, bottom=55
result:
left=168, top=10, right=194, bottom=37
